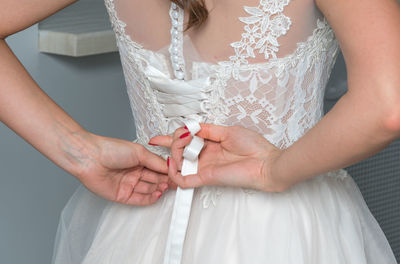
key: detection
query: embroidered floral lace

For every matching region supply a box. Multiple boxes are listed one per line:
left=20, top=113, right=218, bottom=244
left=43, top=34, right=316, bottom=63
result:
left=104, top=0, right=341, bottom=208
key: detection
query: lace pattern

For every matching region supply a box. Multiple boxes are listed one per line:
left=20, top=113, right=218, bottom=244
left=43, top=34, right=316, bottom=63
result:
left=196, top=18, right=338, bottom=206
left=216, top=18, right=338, bottom=148
left=229, top=0, right=292, bottom=66
left=105, top=0, right=341, bottom=208
left=199, top=186, right=223, bottom=208
left=104, top=0, right=143, bottom=51
left=105, top=0, right=172, bottom=141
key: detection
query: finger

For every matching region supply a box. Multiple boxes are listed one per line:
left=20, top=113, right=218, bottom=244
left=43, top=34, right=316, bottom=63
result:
left=148, top=126, right=188, bottom=147
left=133, top=181, right=159, bottom=194
left=172, top=127, right=190, bottom=140
left=149, top=127, right=189, bottom=148
left=168, top=157, right=205, bottom=189
left=196, top=123, right=229, bottom=142
left=171, top=130, right=192, bottom=170
left=170, top=162, right=248, bottom=189
left=148, top=135, right=173, bottom=147
left=167, top=178, right=178, bottom=190
left=199, top=159, right=262, bottom=189
left=140, top=168, right=169, bottom=184
left=125, top=191, right=163, bottom=206
left=158, top=182, right=169, bottom=192
left=136, top=145, right=169, bottom=174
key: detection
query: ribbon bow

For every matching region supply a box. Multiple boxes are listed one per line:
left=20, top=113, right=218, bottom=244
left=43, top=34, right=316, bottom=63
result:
left=163, top=119, right=204, bottom=264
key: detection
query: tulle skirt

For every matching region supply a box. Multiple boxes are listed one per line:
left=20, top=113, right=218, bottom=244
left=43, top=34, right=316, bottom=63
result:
left=52, top=169, right=397, bottom=264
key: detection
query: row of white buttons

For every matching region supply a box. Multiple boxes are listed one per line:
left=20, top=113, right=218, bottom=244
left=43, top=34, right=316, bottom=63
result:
left=169, top=3, right=185, bottom=80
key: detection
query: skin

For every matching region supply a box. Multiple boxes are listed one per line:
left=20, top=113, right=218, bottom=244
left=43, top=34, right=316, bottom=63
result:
left=0, top=0, right=170, bottom=206
left=0, top=0, right=399, bottom=203
left=150, top=0, right=400, bottom=191
left=152, top=126, right=283, bottom=191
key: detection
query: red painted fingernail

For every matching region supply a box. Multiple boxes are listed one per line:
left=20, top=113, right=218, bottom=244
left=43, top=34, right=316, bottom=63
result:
left=184, top=126, right=188, bottom=130
left=148, top=142, right=158, bottom=146
left=156, top=191, right=162, bottom=198
left=167, top=157, right=170, bottom=167
left=180, top=132, right=190, bottom=139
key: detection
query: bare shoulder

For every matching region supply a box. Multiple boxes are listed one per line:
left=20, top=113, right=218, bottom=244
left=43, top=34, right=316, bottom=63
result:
left=0, top=0, right=79, bottom=39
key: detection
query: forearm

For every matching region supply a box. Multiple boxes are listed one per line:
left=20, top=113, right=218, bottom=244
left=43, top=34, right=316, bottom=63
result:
left=272, top=0, right=400, bottom=189
left=273, top=88, right=400, bottom=189
left=0, top=39, right=93, bottom=177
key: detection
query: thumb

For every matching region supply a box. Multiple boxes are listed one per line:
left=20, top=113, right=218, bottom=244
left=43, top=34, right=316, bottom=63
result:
left=196, top=123, right=229, bottom=143
left=135, top=144, right=169, bottom=174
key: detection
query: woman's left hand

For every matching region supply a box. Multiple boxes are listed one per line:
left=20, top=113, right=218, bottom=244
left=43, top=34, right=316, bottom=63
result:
left=149, top=124, right=287, bottom=192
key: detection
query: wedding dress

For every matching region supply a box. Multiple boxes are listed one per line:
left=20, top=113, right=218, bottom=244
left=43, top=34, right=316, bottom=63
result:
left=52, top=0, right=397, bottom=263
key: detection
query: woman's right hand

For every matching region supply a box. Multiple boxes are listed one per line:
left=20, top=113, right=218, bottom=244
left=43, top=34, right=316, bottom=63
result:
left=150, top=124, right=285, bottom=192
left=71, top=132, right=170, bottom=206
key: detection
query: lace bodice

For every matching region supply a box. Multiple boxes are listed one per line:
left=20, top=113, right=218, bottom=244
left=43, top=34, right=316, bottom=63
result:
left=104, top=0, right=339, bottom=153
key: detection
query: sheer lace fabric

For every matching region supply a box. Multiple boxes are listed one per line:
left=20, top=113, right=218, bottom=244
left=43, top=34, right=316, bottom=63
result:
left=107, top=0, right=337, bottom=150
left=51, top=1, right=397, bottom=263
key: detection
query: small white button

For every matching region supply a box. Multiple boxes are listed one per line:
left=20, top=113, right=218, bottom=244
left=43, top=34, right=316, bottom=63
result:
left=173, top=63, right=180, bottom=70
left=176, top=70, right=184, bottom=80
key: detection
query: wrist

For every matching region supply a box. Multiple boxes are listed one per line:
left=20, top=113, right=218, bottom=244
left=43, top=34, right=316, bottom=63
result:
left=261, top=149, right=291, bottom=192
left=58, top=128, right=100, bottom=180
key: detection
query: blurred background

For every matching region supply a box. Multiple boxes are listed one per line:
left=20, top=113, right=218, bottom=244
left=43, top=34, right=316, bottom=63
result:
left=0, top=1, right=399, bottom=263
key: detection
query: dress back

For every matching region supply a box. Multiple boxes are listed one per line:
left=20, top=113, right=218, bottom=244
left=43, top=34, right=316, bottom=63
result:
left=51, top=2, right=397, bottom=263
left=104, top=0, right=339, bottom=149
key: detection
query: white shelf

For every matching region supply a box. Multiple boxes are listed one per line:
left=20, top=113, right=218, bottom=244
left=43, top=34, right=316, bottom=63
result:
left=38, top=0, right=117, bottom=57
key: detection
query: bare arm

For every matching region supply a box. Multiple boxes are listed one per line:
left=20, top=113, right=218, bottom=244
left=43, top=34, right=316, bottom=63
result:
left=0, top=0, right=83, bottom=174
left=0, top=0, right=169, bottom=204
left=150, top=0, right=400, bottom=192
left=272, top=0, right=400, bottom=188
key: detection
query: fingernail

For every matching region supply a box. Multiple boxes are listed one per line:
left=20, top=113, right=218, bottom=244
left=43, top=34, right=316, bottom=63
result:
left=180, top=132, right=190, bottom=139
left=167, top=157, right=170, bottom=167
left=156, top=191, right=162, bottom=198
left=161, top=183, right=168, bottom=192
left=184, top=126, right=188, bottom=130
left=148, top=142, right=158, bottom=146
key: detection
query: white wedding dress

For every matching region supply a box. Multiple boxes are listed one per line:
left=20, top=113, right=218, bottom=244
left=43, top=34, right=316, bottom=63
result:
left=52, top=0, right=397, bottom=263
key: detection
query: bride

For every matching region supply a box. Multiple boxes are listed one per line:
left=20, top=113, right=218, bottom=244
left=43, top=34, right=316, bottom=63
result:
left=1, top=0, right=399, bottom=263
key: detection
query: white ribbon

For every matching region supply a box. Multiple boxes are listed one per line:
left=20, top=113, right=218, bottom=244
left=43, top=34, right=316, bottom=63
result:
left=145, top=64, right=211, bottom=118
left=163, top=119, right=204, bottom=264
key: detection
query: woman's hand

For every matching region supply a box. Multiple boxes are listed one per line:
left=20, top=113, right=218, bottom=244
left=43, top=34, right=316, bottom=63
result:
left=149, top=124, right=287, bottom=192
left=71, top=132, right=170, bottom=206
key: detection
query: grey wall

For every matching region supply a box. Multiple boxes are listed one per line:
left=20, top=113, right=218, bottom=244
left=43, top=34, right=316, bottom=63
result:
left=0, top=19, right=399, bottom=264
left=0, top=24, right=135, bottom=264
